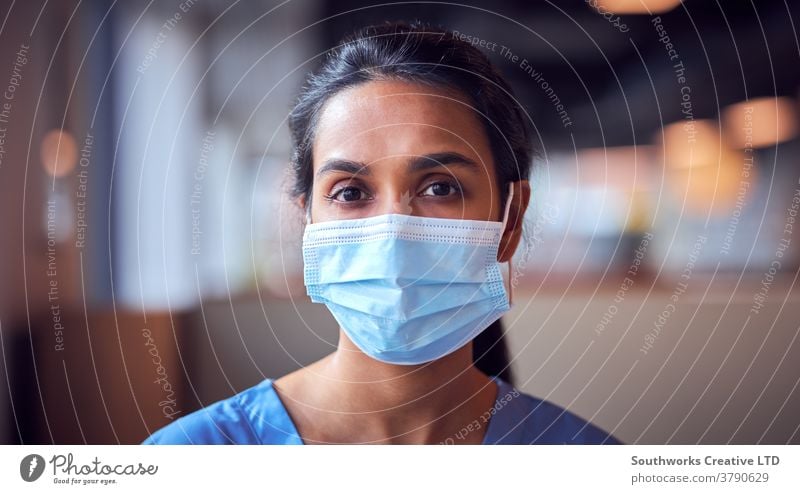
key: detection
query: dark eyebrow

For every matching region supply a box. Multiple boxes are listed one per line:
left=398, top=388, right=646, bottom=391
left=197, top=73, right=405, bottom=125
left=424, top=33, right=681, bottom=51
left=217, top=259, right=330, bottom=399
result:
left=316, top=159, right=371, bottom=178
left=315, top=152, right=479, bottom=178
left=407, top=152, right=479, bottom=172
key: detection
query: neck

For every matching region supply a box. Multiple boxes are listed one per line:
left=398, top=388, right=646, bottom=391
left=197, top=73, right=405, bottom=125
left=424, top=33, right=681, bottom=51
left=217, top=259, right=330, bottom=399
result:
left=312, top=330, right=496, bottom=443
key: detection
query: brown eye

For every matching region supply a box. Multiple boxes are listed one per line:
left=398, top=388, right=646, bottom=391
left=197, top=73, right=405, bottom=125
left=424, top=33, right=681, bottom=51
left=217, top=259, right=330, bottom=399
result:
left=420, top=181, right=461, bottom=197
left=333, top=186, right=366, bottom=202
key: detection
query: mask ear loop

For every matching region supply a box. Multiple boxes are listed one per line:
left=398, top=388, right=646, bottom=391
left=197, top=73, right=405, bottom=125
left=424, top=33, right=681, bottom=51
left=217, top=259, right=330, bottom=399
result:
left=500, top=182, right=515, bottom=305
left=305, top=206, right=312, bottom=225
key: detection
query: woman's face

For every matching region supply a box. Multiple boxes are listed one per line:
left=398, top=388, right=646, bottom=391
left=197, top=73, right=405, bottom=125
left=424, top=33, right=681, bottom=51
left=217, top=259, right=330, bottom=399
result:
left=308, top=79, right=528, bottom=261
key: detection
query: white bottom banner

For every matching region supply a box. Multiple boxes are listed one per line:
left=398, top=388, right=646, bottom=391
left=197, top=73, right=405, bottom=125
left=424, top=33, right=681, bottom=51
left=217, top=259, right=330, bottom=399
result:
left=1, top=445, right=797, bottom=492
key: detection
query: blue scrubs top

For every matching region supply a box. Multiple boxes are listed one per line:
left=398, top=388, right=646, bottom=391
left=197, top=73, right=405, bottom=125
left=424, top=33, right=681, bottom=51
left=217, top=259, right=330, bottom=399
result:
left=141, top=376, right=621, bottom=445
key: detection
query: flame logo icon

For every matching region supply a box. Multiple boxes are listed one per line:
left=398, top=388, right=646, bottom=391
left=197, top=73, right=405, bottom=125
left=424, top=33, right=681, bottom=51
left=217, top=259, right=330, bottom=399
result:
left=20, top=454, right=45, bottom=482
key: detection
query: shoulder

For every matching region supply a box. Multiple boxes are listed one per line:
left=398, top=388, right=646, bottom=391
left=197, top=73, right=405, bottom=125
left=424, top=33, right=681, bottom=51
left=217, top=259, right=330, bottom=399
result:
left=141, top=379, right=273, bottom=445
left=488, top=379, right=622, bottom=445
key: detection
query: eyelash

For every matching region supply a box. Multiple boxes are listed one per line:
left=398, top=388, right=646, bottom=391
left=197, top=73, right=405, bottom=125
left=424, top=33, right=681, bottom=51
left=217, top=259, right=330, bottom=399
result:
left=323, top=179, right=463, bottom=204
left=323, top=183, right=372, bottom=204
left=419, top=179, right=463, bottom=198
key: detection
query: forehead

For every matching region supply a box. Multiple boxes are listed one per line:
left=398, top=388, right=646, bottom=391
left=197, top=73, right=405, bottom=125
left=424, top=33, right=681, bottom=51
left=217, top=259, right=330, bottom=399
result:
left=312, top=80, right=492, bottom=166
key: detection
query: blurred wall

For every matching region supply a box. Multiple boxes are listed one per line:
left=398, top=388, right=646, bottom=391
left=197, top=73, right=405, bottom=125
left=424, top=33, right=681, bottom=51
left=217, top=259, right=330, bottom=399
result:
left=0, top=1, right=57, bottom=445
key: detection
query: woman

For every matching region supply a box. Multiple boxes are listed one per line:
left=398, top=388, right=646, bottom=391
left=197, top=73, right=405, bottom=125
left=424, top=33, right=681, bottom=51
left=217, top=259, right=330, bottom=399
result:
left=143, top=21, right=620, bottom=445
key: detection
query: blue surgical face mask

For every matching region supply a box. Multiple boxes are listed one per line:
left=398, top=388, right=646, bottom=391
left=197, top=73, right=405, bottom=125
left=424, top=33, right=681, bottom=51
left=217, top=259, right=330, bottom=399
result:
left=302, top=186, right=515, bottom=365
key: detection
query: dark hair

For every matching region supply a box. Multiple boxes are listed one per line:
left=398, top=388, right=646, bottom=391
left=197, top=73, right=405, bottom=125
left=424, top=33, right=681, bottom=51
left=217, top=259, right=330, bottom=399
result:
left=288, top=21, right=533, bottom=385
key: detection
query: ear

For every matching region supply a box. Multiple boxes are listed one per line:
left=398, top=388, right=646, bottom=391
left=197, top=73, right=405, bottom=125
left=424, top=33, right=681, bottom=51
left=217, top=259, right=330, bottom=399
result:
left=498, top=180, right=531, bottom=263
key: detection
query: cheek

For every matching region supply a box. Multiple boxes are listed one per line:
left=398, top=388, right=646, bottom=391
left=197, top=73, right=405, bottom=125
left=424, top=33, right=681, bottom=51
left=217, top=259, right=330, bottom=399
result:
left=462, top=175, right=501, bottom=221
left=468, top=194, right=499, bottom=222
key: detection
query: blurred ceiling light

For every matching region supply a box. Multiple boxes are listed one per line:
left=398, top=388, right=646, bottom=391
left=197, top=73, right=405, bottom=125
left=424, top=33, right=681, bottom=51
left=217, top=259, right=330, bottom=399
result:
left=657, top=120, right=753, bottom=216
left=659, top=119, right=722, bottom=169
left=595, top=0, right=683, bottom=14
left=40, top=129, right=78, bottom=177
left=666, top=149, right=750, bottom=217
left=577, top=145, right=653, bottom=190
left=722, top=96, right=798, bottom=149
